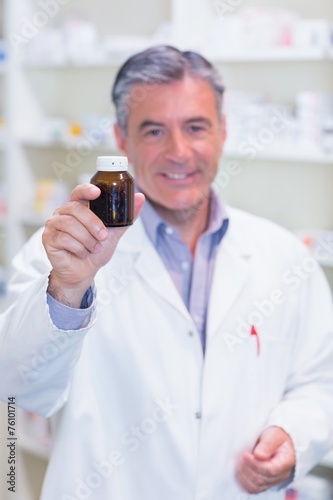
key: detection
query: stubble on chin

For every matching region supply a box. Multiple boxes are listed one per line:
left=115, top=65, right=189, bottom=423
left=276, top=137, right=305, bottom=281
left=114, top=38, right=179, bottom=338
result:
left=146, top=190, right=211, bottom=227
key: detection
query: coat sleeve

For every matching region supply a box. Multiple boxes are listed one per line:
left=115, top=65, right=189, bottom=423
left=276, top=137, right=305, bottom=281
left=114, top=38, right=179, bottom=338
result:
left=0, top=229, right=96, bottom=417
left=266, top=258, right=333, bottom=481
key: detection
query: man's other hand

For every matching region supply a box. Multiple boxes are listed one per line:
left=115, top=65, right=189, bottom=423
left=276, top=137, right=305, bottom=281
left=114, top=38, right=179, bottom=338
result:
left=236, top=426, right=296, bottom=494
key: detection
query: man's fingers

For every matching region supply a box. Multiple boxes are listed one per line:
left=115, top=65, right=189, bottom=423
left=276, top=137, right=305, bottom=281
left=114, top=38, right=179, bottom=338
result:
left=236, top=429, right=296, bottom=494
left=236, top=453, right=287, bottom=494
left=239, top=451, right=288, bottom=480
left=253, top=426, right=286, bottom=461
left=56, top=202, right=108, bottom=242
left=133, top=193, right=145, bottom=220
left=236, top=454, right=268, bottom=494
left=48, top=232, right=91, bottom=260
left=70, top=183, right=101, bottom=205
left=43, top=189, right=145, bottom=287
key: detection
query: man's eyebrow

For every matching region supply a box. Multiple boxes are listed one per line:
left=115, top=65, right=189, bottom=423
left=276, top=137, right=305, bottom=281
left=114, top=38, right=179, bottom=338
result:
left=139, top=117, right=212, bottom=131
left=139, top=120, right=164, bottom=131
left=186, top=117, right=212, bottom=126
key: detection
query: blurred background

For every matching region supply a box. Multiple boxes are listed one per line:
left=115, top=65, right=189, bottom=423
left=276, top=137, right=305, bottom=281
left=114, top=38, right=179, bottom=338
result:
left=0, top=0, right=333, bottom=498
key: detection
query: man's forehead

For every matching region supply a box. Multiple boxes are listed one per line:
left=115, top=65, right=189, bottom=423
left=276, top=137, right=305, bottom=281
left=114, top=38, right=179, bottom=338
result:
left=127, top=77, right=218, bottom=118
left=128, top=76, right=215, bottom=99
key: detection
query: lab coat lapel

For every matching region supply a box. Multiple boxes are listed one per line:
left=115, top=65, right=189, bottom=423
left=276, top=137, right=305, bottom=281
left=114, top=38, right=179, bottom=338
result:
left=121, top=219, right=192, bottom=321
left=207, top=229, right=252, bottom=338
left=135, top=243, right=192, bottom=320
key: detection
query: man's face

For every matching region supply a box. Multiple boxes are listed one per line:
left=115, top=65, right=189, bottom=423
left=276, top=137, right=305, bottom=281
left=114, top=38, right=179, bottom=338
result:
left=115, top=76, right=226, bottom=214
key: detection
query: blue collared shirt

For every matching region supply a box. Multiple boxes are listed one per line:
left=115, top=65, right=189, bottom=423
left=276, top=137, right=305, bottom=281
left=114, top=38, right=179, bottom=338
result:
left=140, top=190, right=229, bottom=350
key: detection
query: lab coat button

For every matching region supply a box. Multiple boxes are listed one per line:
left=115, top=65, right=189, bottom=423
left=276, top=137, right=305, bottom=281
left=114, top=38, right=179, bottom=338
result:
left=195, top=412, right=202, bottom=419
left=188, top=331, right=194, bottom=337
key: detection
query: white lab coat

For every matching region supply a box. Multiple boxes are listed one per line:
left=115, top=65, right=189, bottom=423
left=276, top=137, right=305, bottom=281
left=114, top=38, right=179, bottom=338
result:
left=1, top=206, right=333, bottom=500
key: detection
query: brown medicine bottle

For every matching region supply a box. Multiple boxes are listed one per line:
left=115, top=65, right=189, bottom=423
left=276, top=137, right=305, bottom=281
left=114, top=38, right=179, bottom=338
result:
left=89, top=156, right=134, bottom=227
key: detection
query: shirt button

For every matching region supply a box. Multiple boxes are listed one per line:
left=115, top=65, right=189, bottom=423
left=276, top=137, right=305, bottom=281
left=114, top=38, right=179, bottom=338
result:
left=181, top=261, right=189, bottom=271
left=165, top=226, right=174, bottom=235
left=195, top=412, right=202, bottom=419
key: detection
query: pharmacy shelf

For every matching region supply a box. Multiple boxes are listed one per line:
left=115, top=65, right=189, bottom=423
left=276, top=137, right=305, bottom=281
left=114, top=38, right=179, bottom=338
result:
left=22, top=138, right=116, bottom=151
left=22, top=46, right=333, bottom=69
left=23, top=60, right=117, bottom=70
left=224, top=144, right=333, bottom=164
left=22, top=55, right=130, bottom=70
left=207, top=46, right=330, bottom=63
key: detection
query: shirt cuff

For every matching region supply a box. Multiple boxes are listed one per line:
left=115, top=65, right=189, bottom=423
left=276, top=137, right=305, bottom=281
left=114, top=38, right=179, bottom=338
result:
left=47, top=287, right=94, bottom=330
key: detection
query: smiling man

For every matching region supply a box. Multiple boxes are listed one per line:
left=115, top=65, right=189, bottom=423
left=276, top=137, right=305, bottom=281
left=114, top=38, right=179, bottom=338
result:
left=114, top=74, right=225, bottom=255
left=1, top=46, right=333, bottom=500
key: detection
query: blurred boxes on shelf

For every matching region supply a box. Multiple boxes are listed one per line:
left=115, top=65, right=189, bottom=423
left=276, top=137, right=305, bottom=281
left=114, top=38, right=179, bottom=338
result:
left=223, top=90, right=333, bottom=156
left=295, top=228, right=333, bottom=267
left=206, top=7, right=333, bottom=56
left=32, top=178, right=70, bottom=219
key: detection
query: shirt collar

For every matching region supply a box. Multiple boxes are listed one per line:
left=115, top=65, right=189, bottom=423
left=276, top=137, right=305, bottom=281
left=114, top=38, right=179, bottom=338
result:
left=140, top=188, right=229, bottom=246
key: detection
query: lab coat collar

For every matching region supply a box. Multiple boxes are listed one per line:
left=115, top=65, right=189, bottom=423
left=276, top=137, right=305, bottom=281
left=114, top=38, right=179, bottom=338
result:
left=118, top=218, right=194, bottom=323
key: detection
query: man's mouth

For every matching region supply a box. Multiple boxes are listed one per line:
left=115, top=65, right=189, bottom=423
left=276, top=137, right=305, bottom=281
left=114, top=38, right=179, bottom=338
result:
left=162, top=172, right=194, bottom=180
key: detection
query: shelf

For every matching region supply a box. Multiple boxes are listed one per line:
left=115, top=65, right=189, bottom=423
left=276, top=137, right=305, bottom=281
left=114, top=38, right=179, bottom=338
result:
left=224, top=144, right=333, bottom=164
left=22, top=56, right=125, bottom=70
left=22, top=45, right=333, bottom=69
left=206, top=46, right=330, bottom=63
left=22, top=138, right=116, bottom=151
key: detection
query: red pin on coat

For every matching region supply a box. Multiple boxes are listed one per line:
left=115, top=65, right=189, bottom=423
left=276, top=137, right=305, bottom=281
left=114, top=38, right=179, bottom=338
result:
left=251, top=325, right=260, bottom=356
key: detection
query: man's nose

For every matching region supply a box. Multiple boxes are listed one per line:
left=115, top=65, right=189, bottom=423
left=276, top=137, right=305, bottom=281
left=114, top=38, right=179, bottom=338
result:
left=165, top=130, right=191, bottom=164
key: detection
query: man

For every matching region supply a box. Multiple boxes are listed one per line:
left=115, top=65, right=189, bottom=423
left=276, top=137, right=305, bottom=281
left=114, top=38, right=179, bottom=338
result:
left=1, top=45, right=333, bottom=499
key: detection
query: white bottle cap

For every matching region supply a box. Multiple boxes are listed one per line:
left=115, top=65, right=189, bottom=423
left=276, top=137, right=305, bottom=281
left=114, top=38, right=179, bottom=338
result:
left=96, top=156, right=128, bottom=171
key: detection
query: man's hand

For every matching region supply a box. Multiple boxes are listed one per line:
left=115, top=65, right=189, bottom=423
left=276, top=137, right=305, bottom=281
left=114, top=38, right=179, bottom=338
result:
left=42, top=184, right=145, bottom=307
left=236, top=426, right=296, bottom=494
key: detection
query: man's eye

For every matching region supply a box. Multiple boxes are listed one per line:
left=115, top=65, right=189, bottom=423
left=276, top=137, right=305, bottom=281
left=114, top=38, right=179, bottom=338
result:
left=146, top=129, right=161, bottom=137
left=190, top=125, right=205, bottom=133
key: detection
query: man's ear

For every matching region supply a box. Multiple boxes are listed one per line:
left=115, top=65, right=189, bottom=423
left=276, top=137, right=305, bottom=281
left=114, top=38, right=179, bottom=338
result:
left=221, top=115, right=227, bottom=144
left=114, top=123, right=128, bottom=155
left=219, top=115, right=227, bottom=154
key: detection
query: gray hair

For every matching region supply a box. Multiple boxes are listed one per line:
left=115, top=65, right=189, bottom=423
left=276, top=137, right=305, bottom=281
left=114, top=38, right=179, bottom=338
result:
left=111, top=45, right=225, bottom=134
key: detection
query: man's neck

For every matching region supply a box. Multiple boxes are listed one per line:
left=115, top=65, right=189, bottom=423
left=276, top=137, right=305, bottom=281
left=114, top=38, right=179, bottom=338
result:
left=149, top=197, right=210, bottom=256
